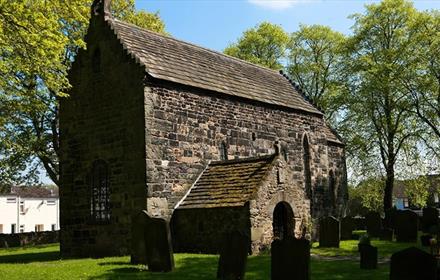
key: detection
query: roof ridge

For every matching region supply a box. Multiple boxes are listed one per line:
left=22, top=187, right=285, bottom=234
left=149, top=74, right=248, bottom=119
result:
left=108, top=18, right=283, bottom=76
left=210, top=154, right=276, bottom=166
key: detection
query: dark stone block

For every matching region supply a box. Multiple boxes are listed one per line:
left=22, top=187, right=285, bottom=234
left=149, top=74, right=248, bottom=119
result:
left=130, top=210, right=174, bottom=272
left=271, top=237, right=310, bottom=280
left=359, top=244, right=377, bottom=269
left=341, top=216, right=355, bottom=240
left=353, top=217, right=366, bottom=230
left=319, top=216, right=340, bottom=248
left=365, top=212, right=382, bottom=238
left=390, top=247, right=437, bottom=280
left=217, top=231, right=249, bottom=280
left=395, top=210, right=418, bottom=243
left=422, top=207, right=439, bottom=233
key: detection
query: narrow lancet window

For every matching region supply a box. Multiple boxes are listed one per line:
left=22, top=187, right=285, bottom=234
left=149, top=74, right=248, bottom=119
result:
left=303, top=135, right=312, bottom=199
left=91, top=160, right=110, bottom=222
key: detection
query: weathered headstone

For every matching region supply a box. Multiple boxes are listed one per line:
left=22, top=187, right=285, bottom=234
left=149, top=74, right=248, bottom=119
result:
left=319, top=216, right=340, bottom=248
left=271, top=237, right=310, bottom=280
left=390, top=247, right=437, bottom=280
left=130, top=210, right=174, bottom=272
left=394, top=210, right=418, bottom=243
left=341, top=216, right=355, bottom=240
left=422, top=207, right=439, bottom=233
left=359, top=244, right=377, bottom=269
left=217, top=231, right=249, bottom=280
left=365, top=211, right=382, bottom=238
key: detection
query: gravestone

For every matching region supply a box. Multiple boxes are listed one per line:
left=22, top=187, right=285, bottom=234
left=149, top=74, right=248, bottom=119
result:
left=217, top=231, right=249, bottom=280
left=319, top=216, right=340, bottom=248
left=341, top=216, right=355, bottom=240
left=390, top=247, right=437, bottom=280
left=365, top=211, right=382, bottom=238
left=271, top=237, right=310, bottom=280
left=359, top=244, right=377, bottom=269
left=394, top=210, right=418, bottom=243
left=422, top=207, right=439, bottom=233
left=130, top=210, right=174, bottom=272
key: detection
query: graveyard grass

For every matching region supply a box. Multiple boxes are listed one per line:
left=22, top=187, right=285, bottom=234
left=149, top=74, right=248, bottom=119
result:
left=0, top=240, right=421, bottom=280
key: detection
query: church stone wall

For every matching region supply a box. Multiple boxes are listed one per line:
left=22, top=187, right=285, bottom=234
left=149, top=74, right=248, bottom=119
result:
left=144, top=79, right=347, bottom=221
left=59, top=17, right=147, bottom=257
left=249, top=157, right=311, bottom=254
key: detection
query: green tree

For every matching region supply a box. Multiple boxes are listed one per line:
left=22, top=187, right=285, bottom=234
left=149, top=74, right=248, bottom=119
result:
left=287, top=25, right=346, bottom=121
left=401, top=11, right=440, bottom=155
left=404, top=176, right=430, bottom=208
left=224, top=22, right=289, bottom=70
left=348, top=178, right=384, bottom=215
left=0, top=0, right=166, bottom=185
left=340, top=0, right=420, bottom=211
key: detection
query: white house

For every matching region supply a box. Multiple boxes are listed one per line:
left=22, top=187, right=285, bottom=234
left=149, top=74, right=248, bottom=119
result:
left=0, top=186, right=59, bottom=234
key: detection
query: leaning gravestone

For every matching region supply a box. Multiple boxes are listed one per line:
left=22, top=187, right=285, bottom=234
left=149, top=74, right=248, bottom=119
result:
left=394, top=210, right=418, bottom=243
left=390, top=247, right=437, bottom=280
left=340, top=216, right=355, bottom=240
left=130, top=210, right=174, bottom=272
left=319, top=216, right=340, bottom=248
left=271, top=237, right=310, bottom=280
left=365, top=211, right=382, bottom=238
left=422, top=207, right=439, bottom=233
left=217, top=231, right=249, bottom=280
left=359, top=244, right=377, bottom=269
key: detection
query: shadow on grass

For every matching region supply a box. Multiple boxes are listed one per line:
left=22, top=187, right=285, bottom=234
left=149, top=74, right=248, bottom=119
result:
left=89, top=255, right=220, bottom=280
left=0, top=251, right=60, bottom=263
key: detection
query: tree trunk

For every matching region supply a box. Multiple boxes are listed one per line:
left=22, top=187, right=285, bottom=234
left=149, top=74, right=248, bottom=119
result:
left=383, top=164, right=395, bottom=211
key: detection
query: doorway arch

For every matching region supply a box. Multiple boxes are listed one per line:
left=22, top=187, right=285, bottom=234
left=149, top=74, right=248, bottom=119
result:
left=272, top=201, right=295, bottom=240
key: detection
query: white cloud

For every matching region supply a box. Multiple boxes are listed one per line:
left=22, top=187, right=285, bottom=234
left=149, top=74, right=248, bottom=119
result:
left=248, top=0, right=311, bottom=10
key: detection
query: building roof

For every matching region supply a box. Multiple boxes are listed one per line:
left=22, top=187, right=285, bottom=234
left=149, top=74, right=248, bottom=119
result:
left=9, top=186, right=59, bottom=198
left=176, top=155, right=277, bottom=209
left=106, top=18, right=322, bottom=116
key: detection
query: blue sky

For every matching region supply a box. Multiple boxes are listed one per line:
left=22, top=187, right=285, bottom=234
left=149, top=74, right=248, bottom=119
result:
left=136, top=0, right=440, bottom=52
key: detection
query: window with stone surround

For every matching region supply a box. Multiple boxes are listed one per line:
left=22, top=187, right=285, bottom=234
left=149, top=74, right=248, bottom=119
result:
left=220, top=141, right=227, bottom=161
left=328, top=170, right=336, bottom=207
left=303, top=134, right=312, bottom=199
left=90, top=160, right=111, bottom=222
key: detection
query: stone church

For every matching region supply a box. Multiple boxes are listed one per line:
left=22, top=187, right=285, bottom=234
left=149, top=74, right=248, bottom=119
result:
left=59, top=0, right=347, bottom=257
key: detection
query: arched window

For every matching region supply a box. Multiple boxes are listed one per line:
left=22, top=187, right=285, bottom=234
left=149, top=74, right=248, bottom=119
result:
left=220, top=141, right=227, bottom=161
left=329, top=170, right=336, bottom=208
left=303, top=135, right=312, bottom=199
left=92, top=48, right=101, bottom=73
left=91, top=160, right=110, bottom=222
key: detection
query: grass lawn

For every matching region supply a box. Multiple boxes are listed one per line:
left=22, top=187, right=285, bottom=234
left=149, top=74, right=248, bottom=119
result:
left=0, top=240, right=421, bottom=280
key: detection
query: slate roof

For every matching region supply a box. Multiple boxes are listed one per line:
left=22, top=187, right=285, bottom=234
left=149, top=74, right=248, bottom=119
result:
left=7, top=186, right=59, bottom=198
left=176, top=155, right=277, bottom=209
left=106, top=18, right=322, bottom=115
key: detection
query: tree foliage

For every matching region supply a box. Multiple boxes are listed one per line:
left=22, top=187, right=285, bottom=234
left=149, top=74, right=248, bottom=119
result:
left=404, top=176, right=430, bottom=208
left=224, top=22, right=289, bottom=70
left=0, top=0, right=166, bottom=185
left=287, top=25, right=346, bottom=121
left=348, top=178, right=384, bottom=215
left=340, top=0, right=421, bottom=210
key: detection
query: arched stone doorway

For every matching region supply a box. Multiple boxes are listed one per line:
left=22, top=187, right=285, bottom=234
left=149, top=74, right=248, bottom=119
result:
left=273, top=201, right=295, bottom=240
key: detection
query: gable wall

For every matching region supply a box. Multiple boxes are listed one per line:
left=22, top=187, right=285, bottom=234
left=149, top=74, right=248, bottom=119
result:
left=144, top=79, right=347, bottom=221
left=59, top=17, right=147, bottom=257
